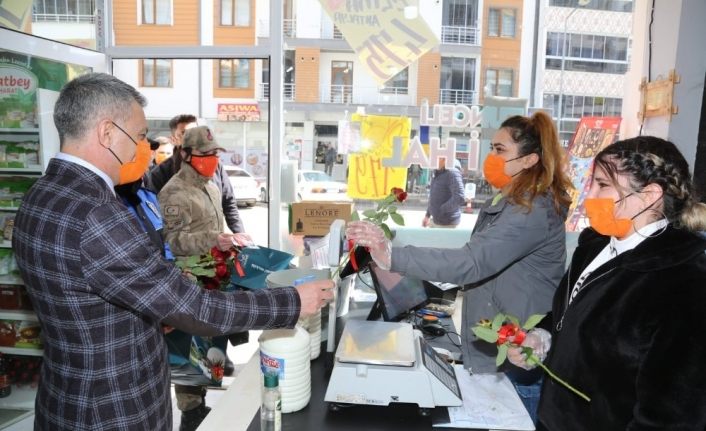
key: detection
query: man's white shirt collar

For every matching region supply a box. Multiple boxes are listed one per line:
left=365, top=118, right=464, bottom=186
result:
left=54, top=153, right=116, bottom=196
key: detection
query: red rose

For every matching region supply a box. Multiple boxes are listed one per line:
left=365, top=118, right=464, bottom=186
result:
left=496, top=323, right=526, bottom=345
left=211, top=247, right=227, bottom=263
left=215, top=262, right=228, bottom=278
left=203, top=279, right=221, bottom=290
left=391, top=187, right=407, bottom=203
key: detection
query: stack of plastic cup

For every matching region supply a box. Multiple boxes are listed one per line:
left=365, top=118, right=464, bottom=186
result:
left=266, top=268, right=329, bottom=360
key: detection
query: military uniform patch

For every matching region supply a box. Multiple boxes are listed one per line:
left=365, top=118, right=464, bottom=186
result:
left=164, top=205, right=180, bottom=216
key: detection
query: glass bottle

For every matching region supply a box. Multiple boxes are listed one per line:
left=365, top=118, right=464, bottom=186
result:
left=260, top=372, right=281, bottom=431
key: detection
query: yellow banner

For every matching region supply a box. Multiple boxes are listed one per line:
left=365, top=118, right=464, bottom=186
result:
left=318, top=0, right=438, bottom=85
left=347, top=114, right=410, bottom=200
left=0, top=0, right=33, bottom=32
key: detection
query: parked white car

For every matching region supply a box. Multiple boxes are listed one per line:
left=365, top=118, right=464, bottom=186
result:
left=224, top=166, right=259, bottom=207
left=297, top=170, right=351, bottom=201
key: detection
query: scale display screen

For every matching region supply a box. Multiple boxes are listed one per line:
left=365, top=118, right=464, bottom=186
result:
left=368, top=264, right=429, bottom=322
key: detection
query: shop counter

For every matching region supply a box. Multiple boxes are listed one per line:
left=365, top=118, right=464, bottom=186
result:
left=198, top=295, right=466, bottom=431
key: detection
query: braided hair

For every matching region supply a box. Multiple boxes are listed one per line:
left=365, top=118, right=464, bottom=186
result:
left=593, top=136, right=706, bottom=231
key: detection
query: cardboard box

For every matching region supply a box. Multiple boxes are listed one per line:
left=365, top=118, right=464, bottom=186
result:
left=289, top=201, right=354, bottom=236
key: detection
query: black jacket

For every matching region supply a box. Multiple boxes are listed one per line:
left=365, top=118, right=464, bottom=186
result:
left=144, top=156, right=244, bottom=233
left=538, top=226, right=706, bottom=430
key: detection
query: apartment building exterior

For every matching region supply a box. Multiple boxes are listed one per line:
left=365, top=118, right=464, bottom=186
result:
left=535, top=0, right=633, bottom=144
left=25, top=0, right=531, bottom=180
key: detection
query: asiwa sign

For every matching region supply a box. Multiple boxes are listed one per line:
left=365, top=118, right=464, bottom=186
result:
left=217, top=103, right=260, bottom=122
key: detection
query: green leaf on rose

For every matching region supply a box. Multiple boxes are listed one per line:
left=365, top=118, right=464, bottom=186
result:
left=471, top=326, right=498, bottom=343
left=363, top=209, right=378, bottom=218
left=491, top=313, right=505, bottom=331
left=390, top=212, right=404, bottom=226
left=496, top=343, right=508, bottom=367
left=506, top=315, right=520, bottom=326
left=350, top=211, right=360, bottom=221
left=522, top=314, right=545, bottom=330
left=380, top=223, right=392, bottom=240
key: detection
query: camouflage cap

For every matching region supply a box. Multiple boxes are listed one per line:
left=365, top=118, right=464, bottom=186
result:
left=182, top=126, right=224, bottom=153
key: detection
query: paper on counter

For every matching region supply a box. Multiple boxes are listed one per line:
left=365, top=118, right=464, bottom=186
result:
left=434, top=366, right=535, bottom=430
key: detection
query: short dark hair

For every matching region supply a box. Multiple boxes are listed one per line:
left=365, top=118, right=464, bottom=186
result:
left=168, top=114, right=197, bottom=133
left=53, top=73, right=146, bottom=147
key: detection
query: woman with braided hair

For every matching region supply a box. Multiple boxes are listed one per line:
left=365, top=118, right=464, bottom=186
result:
left=508, top=136, right=706, bottom=430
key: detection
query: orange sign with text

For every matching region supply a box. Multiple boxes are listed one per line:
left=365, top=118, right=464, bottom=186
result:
left=217, top=103, right=260, bottom=122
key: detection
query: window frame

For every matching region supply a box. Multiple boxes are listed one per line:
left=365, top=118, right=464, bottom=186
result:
left=487, top=7, right=516, bottom=38
left=485, top=67, right=514, bottom=97
left=218, top=59, right=251, bottom=89
left=139, top=59, right=173, bottom=88
left=219, top=0, right=251, bottom=27
left=141, top=0, right=172, bottom=25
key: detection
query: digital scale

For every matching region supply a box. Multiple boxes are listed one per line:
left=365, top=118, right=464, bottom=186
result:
left=324, top=320, right=463, bottom=413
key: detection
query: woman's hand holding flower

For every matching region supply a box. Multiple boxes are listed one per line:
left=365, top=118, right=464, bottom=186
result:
left=345, top=221, right=392, bottom=270
left=507, top=328, right=552, bottom=370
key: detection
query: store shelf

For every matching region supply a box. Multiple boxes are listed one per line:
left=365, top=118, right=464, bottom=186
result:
left=0, top=241, right=9, bottom=249
left=0, top=386, right=38, bottom=410
left=0, top=408, right=33, bottom=429
left=0, top=208, right=18, bottom=213
left=0, top=166, right=42, bottom=174
left=0, top=129, right=38, bottom=134
left=0, top=275, right=22, bottom=286
left=0, top=311, right=37, bottom=322
left=0, top=347, right=41, bottom=357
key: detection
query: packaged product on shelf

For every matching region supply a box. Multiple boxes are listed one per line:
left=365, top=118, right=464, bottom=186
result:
left=3, top=215, right=13, bottom=241
left=5, top=355, right=41, bottom=389
left=15, top=141, right=39, bottom=166
left=0, top=177, right=37, bottom=208
left=0, top=321, right=16, bottom=347
left=2, top=145, right=26, bottom=168
left=15, top=321, right=41, bottom=349
left=0, top=285, right=21, bottom=310
left=0, top=249, right=12, bottom=275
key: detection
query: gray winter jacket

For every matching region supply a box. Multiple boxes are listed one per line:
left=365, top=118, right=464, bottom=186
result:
left=425, top=168, right=465, bottom=226
left=391, top=193, right=567, bottom=373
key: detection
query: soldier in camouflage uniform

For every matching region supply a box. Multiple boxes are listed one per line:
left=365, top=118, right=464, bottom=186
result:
left=159, top=126, right=249, bottom=431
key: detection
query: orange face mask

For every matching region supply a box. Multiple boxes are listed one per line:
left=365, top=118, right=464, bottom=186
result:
left=189, top=154, right=219, bottom=177
left=154, top=152, right=170, bottom=165
left=109, top=122, right=152, bottom=185
left=117, top=139, right=152, bottom=184
left=584, top=198, right=633, bottom=238
left=483, top=154, right=523, bottom=189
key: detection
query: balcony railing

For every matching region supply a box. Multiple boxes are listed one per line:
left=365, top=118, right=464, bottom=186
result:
left=284, top=83, right=295, bottom=101
left=440, top=89, right=478, bottom=105
left=320, top=85, right=413, bottom=106
left=257, top=83, right=295, bottom=102
left=326, top=85, right=353, bottom=104
left=283, top=19, right=295, bottom=38
left=441, top=25, right=480, bottom=46
left=33, top=13, right=95, bottom=23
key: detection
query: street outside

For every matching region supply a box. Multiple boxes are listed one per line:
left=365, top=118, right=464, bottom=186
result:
left=236, top=199, right=480, bottom=247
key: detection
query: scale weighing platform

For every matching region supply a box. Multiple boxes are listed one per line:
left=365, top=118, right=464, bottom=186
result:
left=324, top=320, right=463, bottom=414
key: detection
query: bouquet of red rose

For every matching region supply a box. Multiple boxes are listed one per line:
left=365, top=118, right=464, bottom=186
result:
left=171, top=246, right=241, bottom=386
left=471, top=313, right=590, bottom=402
left=175, top=246, right=238, bottom=291
left=338, top=187, right=407, bottom=278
